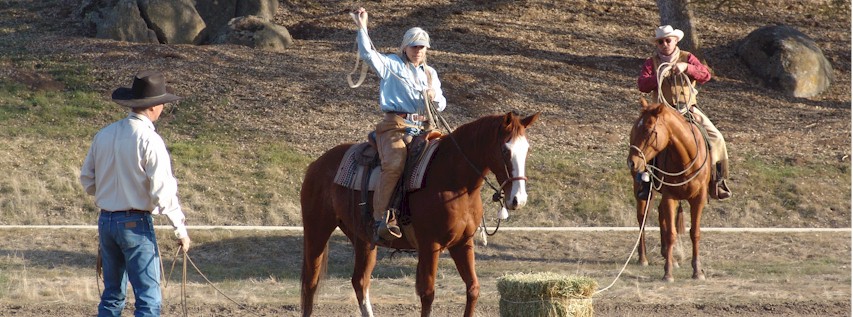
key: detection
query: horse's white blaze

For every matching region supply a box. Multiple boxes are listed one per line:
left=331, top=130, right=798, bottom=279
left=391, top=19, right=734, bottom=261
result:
left=506, top=135, right=529, bottom=209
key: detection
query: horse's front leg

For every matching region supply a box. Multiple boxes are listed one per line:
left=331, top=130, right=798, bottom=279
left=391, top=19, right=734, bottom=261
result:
left=635, top=197, right=652, bottom=266
left=658, top=198, right=679, bottom=282
left=351, top=237, right=378, bottom=317
left=416, top=244, right=441, bottom=317
left=688, top=197, right=707, bottom=280
left=448, top=239, right=480, bottom=317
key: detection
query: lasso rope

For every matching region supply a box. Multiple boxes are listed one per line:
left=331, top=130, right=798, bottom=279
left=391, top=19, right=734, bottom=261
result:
left=165, top=248, right=264, bottom=317
left=346, top=42, right=368, bottom=88
left=597, top=67, right=707, bottom=293
left=655, top=61, right=696, bottom=115
left=347, top=15, right=509, bottom=238
left=593, top=188, right=652, bottom=295
left=630, top=67, right=710, bottom=189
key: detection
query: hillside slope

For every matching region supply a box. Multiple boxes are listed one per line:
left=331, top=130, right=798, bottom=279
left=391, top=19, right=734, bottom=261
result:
left=0, top=0, right=849, bottom=228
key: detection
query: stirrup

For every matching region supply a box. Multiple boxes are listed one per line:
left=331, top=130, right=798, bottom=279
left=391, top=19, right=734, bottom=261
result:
left=373, top=210, right=402, bottom=242
left=714, top=179, right=732, bottom=200
left=635, top=172, right=651, bottom=200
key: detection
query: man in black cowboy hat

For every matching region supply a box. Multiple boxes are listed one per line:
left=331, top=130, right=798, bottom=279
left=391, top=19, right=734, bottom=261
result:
left=80, top=70, right=191, bottom=317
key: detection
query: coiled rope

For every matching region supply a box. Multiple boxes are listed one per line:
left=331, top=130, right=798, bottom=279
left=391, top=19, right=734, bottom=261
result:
left=596, top=61, right=704, bottom=295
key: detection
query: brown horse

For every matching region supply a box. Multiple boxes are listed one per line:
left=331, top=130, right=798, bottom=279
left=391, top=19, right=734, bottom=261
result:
left=300, top=112, right=539, bottom=316
left=627, top=98, right=711, bottom=282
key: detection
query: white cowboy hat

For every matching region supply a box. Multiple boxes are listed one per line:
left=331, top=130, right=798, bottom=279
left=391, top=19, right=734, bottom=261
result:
left=653, top=25, right=684, bottom=42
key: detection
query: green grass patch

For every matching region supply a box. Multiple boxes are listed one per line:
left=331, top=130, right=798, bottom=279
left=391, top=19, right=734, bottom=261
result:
left=525, top=148, right=635, bottom=226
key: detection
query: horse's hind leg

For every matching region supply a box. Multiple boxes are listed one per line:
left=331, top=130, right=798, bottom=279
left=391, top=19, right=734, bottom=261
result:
left=300, top=213, right=337, bottom=316
left=448, top=239, right=480, bottom=317
left=351, top=237, right=378, bottom=317
left=673, top=203, right=685, bottom=269
left=416, top=243, right=441, bottom=317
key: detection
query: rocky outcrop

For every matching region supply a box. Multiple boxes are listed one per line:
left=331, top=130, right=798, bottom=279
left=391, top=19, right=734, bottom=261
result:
left=196, top=0, right=278, bottom=42
left=138, top=0, right=206, bottom=44
left=211, top=16, right=293, bottom=53
left=78, top=0, right=158, bottom=43
left=78, top=0, right=289, bottom=50
left=738, top=25, right=833, bottom=98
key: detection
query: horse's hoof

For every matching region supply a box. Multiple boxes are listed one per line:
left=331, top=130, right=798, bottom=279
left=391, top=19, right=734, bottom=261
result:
left=662, top=275, right=674, bottom=283
left=640, top=261, right=649, bottom=267
left=693, top=270, right=706, bottom=280
left=673, top=261, right=680, bottom=269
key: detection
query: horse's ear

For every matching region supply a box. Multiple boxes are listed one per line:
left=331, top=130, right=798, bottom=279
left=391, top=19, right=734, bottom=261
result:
left=639, top=97, right=649, bottom=110
left=503, top=112, right=515, bottom=126
left=521, top=112, right=540, bottom=128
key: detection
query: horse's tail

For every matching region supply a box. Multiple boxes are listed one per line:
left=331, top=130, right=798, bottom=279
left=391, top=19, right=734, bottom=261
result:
left=318, top=242, right=329, bottom=283
left=676, top=203, right=685, bottom=234
left=301, top=241, right=330, bottom=315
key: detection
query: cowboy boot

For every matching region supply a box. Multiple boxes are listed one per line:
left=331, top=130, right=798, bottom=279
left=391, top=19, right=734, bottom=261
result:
left=374, top=209, right=402, bottom=242
left=636, top=172, right=652, bottom=200
left=714, top=161, right=732, bottom=200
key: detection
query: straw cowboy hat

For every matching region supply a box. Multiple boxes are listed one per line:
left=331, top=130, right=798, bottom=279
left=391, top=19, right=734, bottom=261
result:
left=111, top=70, right=181, bottom=108
left=653, top=25, right=684, bottom=42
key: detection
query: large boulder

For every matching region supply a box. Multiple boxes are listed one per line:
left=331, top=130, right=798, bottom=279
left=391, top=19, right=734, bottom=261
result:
left=211, top=16, right=293, bottom=52
left=737, top=25, right=833, bottom=98
left=78, top=0, right=158, bottom=43
left=78, top=0, right=206, bottom=44
left=236, top=0, right=278, bottom=21
left=139, top=0, right=206, bottom=44
left=195, top=0, right=277, bottom=43
left=195, top=0, right=238, bottom=41
left=77, top=0, right=289, bottom=51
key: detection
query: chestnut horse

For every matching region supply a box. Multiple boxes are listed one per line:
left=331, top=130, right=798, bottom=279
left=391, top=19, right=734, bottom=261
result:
left=300, top=112, right=539, bottom=316
left=627, top=98, right=711, bottom=282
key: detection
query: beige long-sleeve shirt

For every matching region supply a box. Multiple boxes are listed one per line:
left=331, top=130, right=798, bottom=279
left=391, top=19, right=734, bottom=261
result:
left=80, top=112, right=188, bottom=238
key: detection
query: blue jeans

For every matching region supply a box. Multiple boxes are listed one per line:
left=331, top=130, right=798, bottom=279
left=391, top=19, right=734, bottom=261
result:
left=98, top=211, right=161, bottom=317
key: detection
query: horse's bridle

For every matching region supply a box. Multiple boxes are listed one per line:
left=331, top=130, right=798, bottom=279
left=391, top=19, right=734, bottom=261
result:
left=629, top=114, right=708, bottom=188
left=497, top=145, right=527, bottom=190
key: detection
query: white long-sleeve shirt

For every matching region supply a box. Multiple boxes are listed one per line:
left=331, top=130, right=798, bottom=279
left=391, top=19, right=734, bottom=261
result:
left=80, top=112, right=188, bottom=238
left=357, top=28, right=447, bottom=114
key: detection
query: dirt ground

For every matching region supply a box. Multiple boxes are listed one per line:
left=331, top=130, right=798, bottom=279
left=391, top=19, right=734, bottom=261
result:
left=0, top=228, right=848, bottom=316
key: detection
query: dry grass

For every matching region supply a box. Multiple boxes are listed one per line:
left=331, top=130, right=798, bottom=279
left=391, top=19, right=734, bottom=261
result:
left=0, top=0, right=849, bottom=229
left=0, top=228, right=847, bottom=316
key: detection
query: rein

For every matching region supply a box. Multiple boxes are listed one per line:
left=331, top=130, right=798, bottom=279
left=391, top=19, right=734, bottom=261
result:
left=626, top=59, right=707, bottom=188
left=629, top=134, right=706, bottom=188
left=429, top=103, right=520, bottom=237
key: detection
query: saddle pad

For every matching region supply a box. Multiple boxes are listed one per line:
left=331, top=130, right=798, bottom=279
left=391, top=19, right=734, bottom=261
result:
left=407, top=139, right=441, bottom=190
left=333, top=142, right=371, bottom=189
left=333, top=140, right=442, bottom=192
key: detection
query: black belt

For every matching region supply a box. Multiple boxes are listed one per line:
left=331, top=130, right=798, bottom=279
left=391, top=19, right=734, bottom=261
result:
left=101, top=209, right=150, bottom=214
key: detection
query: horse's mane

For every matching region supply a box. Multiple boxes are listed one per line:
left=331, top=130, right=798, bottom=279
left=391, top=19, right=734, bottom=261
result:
left=449, top=113, right=524, bottom=143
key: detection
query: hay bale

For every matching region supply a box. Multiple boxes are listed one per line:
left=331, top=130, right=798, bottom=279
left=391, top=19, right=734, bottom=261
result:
left=497, top=272, right=598, bottom=317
